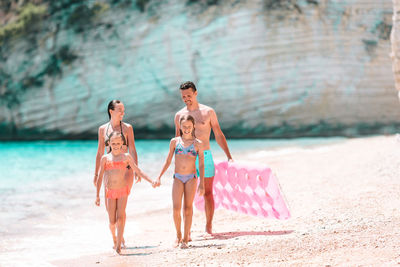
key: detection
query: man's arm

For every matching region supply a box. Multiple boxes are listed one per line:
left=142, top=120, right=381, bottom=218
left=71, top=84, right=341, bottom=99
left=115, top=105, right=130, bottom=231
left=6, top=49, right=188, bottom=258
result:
left=174, top=113, right=181, bottom=137
left=209, top=109, right=233, bottom=161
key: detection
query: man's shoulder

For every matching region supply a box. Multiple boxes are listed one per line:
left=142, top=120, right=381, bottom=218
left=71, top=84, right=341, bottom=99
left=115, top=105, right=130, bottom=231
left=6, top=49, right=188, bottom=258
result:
left=199, top=104, right=214, bottom=113
left=176, top=106, right=188, bottom=114
left=175, top=107, right=188, bottom=118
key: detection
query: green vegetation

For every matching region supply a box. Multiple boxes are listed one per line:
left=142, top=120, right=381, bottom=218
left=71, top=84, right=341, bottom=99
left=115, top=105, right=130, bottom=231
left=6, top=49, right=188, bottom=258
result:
left=362, top=39, right=378, bottom=55
left=186, top=0, right=220, bottom=5
left=263, top=0, right=302, bottom=13
left=0, top=45, right=78, bottom=108
left=375, top=21, right=392, bottom=40
left=67, top=2, right=109, bottom=32
left=136, top=0, right=150, bottom=12
left=0, top=3, right=47, bottom=44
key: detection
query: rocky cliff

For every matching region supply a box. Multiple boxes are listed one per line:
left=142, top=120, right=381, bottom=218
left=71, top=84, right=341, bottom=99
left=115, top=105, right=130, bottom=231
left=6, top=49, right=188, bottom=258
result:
left=0, top=0, right=398, bottom=139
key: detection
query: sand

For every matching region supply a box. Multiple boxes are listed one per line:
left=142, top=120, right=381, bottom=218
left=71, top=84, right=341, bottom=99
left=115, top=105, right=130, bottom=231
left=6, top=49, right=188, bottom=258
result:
left=53, top=135, right=400, bottom=266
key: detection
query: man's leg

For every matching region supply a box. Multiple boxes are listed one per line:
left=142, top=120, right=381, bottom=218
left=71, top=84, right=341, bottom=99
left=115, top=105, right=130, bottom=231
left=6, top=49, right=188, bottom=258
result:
left=203, top=177, right=214, bottom=234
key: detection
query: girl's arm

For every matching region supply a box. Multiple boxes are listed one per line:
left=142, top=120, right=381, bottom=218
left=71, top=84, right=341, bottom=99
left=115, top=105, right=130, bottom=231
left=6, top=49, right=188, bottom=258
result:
left=155, top=138, right=176, bottom=186
left=126, top=154, right=153, bottom=185
left=95, top=156, right=106, bottom=206
left=195, top=140, right=205, bottom=196
left=94, top=126, right=105, bottom=186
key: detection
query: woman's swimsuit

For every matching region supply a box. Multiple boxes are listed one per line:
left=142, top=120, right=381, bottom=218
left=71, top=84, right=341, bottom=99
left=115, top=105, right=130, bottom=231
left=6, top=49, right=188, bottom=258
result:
left=105, top=121, right=130, bottom=169
left=174, top=137, right=198, bottom=184
left=104, top=159, right=131, bottom=199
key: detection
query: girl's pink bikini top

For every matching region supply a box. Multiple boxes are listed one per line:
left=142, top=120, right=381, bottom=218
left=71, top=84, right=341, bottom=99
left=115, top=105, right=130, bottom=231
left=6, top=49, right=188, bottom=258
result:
left=104, top=160, right=126, bottom=171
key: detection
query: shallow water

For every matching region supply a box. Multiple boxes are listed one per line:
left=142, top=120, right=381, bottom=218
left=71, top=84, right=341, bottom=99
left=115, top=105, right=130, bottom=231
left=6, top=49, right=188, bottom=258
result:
left=0, top=137, right=345, bottom=265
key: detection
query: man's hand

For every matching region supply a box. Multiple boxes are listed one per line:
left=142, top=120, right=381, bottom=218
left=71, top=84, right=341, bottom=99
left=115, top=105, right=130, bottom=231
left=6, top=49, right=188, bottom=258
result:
left=95, top=196, right=100, bottom=206
left=197, top=183, right=205, bottom=196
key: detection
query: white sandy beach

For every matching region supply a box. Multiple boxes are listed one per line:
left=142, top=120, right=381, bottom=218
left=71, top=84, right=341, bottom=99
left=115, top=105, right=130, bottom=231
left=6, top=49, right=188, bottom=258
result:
left=46, top=135, right=400, bottom=266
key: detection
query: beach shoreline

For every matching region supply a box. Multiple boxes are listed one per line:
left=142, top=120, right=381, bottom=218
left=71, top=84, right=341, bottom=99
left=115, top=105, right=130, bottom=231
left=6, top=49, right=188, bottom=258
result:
left=46, top=135, right=400, bottom=266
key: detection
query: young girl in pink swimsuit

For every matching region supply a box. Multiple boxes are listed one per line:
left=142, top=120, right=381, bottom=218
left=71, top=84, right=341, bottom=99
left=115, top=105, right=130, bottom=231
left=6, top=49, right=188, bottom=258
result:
left=155, top=115, right=205, bottom=249
left=95, top=131, right=155, bottom=254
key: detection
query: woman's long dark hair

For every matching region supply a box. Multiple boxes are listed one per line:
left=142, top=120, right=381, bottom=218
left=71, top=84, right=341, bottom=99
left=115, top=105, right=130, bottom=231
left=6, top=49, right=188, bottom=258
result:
left=107, top=100, right=121, bottom=119
left=179, top=115, right=196, bottom=138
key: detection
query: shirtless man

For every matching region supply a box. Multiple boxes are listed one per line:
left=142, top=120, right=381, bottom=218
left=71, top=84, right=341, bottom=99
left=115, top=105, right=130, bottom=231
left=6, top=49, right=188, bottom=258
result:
left=175, top=81, right=233, bottom=235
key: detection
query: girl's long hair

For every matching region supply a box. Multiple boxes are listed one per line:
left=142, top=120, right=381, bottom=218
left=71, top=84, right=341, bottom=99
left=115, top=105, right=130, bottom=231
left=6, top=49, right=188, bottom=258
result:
left=105, top=131, right=126, bottom=149
left=179, top=115, right=196, bottom=138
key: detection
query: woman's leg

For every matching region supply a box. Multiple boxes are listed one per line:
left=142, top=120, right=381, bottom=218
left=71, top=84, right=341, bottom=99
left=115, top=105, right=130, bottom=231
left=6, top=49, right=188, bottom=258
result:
left=181, top=178, right=197, bottom=247
left=115, top=196, right=128, bottom=254
left=126, top=168, right=134, bottom=191
left=106, top=198, right=117, bottom=248
left=172, top=178, right=184, bottom=247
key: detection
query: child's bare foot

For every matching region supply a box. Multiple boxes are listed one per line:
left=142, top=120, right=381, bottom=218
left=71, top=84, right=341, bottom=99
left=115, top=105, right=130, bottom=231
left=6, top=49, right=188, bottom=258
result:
left=112, top=236, right=117, bottom=249
left=115, top=245, right=121, bottom=254
left=173, top=238, right=181, bottom=248
left=121, top=237, right=126, bottom=249
left=180, top=242, right=189, bottom=249
left=202, top=231, right=213, bottom=239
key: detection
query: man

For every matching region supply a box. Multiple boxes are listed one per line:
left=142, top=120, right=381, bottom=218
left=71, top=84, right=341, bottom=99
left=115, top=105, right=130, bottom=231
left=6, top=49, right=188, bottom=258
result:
left=175, top=81, right=233, bottom=235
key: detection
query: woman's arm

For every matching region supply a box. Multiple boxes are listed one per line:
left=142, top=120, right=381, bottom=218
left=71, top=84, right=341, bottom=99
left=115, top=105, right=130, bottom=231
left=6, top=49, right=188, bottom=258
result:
left=126, top=124, right=138, bottom=165
left=126, top=123, right=140, bottom=183
left=155, top=138, right=176, bottom=186
left=94, top=126, right=105, bottom=186
left=95, top=156, right=106, bottom=206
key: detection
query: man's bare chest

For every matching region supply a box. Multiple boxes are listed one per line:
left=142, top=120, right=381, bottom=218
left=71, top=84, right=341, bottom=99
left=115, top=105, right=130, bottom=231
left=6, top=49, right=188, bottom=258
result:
left=184, top=111, right=210, bottom=127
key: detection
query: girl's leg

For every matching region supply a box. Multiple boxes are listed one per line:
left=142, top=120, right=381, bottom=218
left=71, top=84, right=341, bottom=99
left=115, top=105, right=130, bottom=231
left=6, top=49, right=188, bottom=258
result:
left=115, top=196, right=128, bottom=254
left=106, top=198, right=117, bottom=248
left=181, top=178, right=197, bottom=247
left=172, top=178, right=184, bottom=247
left=122, top=169, right=134, bottom=247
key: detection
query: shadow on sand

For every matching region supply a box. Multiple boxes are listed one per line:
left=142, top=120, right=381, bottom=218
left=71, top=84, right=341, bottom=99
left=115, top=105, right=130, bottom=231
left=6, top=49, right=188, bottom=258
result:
left=119, top=245, right=158, bottom=256
left=208, top=230, right=294, bottom=240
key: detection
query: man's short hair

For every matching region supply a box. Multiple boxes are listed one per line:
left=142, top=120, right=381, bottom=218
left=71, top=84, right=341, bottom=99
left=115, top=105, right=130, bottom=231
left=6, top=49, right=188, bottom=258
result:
left=179, top=81, right=197, bottom=92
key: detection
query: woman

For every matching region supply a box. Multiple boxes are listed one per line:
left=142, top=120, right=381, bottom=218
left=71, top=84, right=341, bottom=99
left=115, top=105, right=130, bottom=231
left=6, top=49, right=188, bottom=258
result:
left=93, top=100, right=139, bottom=247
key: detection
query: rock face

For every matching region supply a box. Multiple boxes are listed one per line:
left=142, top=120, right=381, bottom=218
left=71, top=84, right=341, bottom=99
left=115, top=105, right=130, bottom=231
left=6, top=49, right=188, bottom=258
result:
left=0, top=0, right=398, bottom=139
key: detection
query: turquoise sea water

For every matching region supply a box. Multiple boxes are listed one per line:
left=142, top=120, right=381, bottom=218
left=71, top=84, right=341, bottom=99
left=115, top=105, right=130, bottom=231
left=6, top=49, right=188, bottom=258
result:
left=0, top=137, right=345, bottom=265
left=0, top=138, right=343, bottom=188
